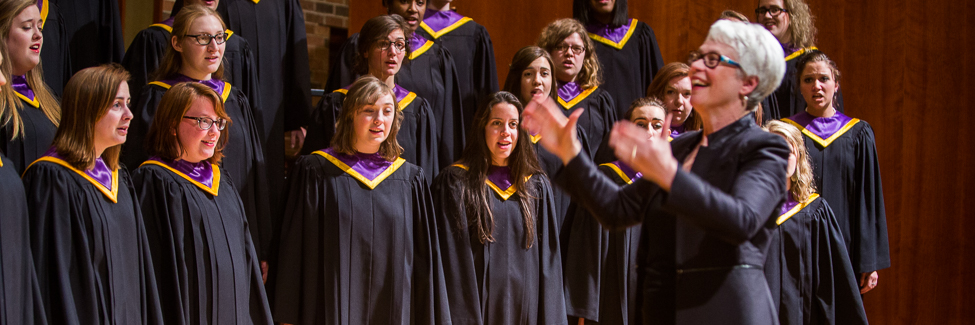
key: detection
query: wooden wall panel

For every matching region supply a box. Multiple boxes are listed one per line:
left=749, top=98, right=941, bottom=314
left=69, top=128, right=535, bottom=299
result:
left=350, top=1, right=975, bottom=322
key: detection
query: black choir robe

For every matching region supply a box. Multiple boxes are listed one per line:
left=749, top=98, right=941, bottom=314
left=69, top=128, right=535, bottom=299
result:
left=531, top=131, right=591, bottom=230
left=588, top=19, right=664, bottom=119
left=22, top=157, right=163, bottom=324
left=0, top=98, right=58, bottom=174
left=764, top=195, right=868, bottom=325
left=52, top=0, right=124, bottom=72
left=326, top=33, right=465, bottom=168
left=417, top=14, right=499, bottom=129
left=272, top=152, right=450, bottom=324
left=0, top=154, right=46, bottom=325
left=302, top=88, right=440, bottom=183
left=783, top=118, right=890, bottom=274
left=556, top=114, right=788, bottom=324
left=38, top=0, right=71, bottom=96
left=122, top=25, right=262, bottom=110
left=220, top=0, right=313, bottom=232
left=126, top=81, right=273, bottom=260
left=556, top=86, right=618, bottom=164
left=432, top=165, right=566, bottom=325
left=766, top=47, right=845, bottom=121
left=562, top=162, right=643, bottom=325
left=133, top=161, right=273, bottom=325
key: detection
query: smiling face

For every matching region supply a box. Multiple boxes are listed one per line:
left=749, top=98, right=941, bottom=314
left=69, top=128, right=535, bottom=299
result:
left=519, top=57, right=553, bottom=103
left=353, top=93, right=397, bottom=154
left=177, top=97, right=221, bottom=163
left=485, top=103, right=520, bottom=166
left=629, top=104, right=666, bottom=138
left=663, top=76, right=692, bottom=127
left=186, top=0, right=220, bottom=10
left=5, top=5, right=42, bottom=76
left=798, top=61, right=838, bottom=113
left=366, top=29, right=406, bottom=80
left=93, top=82, right=133, bottom=153
left=552, top=33, right=586, bottom=83
left=174, top=14, right=225, bottom=80
left=689, top=39, right=747, bottom=114
left=757, top=0, right=791, bottom=44
left=387, top=0, right=426, bottom=33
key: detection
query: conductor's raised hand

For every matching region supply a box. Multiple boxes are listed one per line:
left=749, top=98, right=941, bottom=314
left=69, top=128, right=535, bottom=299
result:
left=610, top=113, right=679, bottom=191
left=521, top=97, right=584, bottom=165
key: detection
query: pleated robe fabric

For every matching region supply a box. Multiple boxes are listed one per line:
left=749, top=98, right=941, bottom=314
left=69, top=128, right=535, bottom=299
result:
left=589, top=19, right=664, bottom=119
left=0, top=98, right=58, bottom=174
left=52, top=0, right=125, bottom=71
left=764, top=196, right=868, bottom=325
left=432, top=165, right=566, bottom=325
left=272, top=154, right=450, bottom=325
left=23, top=160, right=164, bottom=324
left=38, top=0, right=71, bottom=97
left=0, top=154, right=46, bottom=324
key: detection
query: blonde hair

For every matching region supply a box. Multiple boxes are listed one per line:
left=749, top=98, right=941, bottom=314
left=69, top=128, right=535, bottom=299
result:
left=537, top=18, right=602, bottom=90
left=0, top=0, right=61, bottom=139
left=764, top=120, right=815, bottom=201
left=784, top=0, right=816, bottom=48
left=153, top=5, right=226, bottom=82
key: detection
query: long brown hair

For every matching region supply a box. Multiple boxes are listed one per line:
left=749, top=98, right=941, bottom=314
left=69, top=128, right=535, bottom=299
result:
left=145, top=82, right=231, bottom=164
left=764, top=120, right=815, bottom=201
left=537, top=18, right=602, bottom=90
left=152, top=5, right=226, bottom=82
left=647, top=62, right=700, bottom=131
left=354, top=15, right=412, bottom=75
left=458, top=91, right=542, bottom=249
left=51, top=64, right=130, bottom=171
left=331, top=76, right=403, bottom=161
left=0, top=0, right=60, bottom=139
left=502, top=46, right=557, bottom=104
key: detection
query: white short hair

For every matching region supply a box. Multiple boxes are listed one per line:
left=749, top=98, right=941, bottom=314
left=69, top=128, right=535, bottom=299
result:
left=706, top=20, right=785, bottom=109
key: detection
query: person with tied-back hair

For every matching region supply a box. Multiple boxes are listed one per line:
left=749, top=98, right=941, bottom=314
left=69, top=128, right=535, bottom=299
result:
left=538, top=18, right=618, bottom=165
left=327, top=1, right=464, bottom=169
left=762, top=120, right=868, bottom=325
left=0, top=0, right=61, bottom=174
left=125, top=5, right=274, bottom=269
left=433, top=91, right=565, bottom=325
left=304, top=14, right=438, bottom=183
left=22, top=63, right=164, bottom=325
left=574, top=0, right=664, bottom=120
left=756, top=0, right=844, bottom=120
left=562, top=96, right=667, bottom=325
left=783, top=50, right=888, bottom=296
left=647, top=62, right=699, bottom=138
left=133, top=82, right=273, bottom=325
left=523, top=20, right=790, bottom=323
left=719, top=10, right=750, bottom=22
left=274, top=76, right=449, bottom=325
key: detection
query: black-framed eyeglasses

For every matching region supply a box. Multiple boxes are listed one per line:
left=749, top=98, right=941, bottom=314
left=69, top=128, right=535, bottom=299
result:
left=687, top=50, right=742, bottom=69
left=554, top=44, right=585, bottom=55
left=183, top=116, right=227, bottom=130
left=754, top=6, right=788, bottom=16
left=184, top=33, right=227, bottom=46
left=378, top=39, right=408, bottom=53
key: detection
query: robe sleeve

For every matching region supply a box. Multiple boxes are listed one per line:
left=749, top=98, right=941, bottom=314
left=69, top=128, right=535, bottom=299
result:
left=470, top=24, right=499, bottom=121
left=554, top=154, right=661, bottom=230
left=324, top=34, right=359, bottom=93
left=641, top=23, right=665, bottom=86
left=437, top=48, right=466, bottom=167
left=271, top=156, right=323, bottom=324
left=237, top=37, right=265, bottom=136
left=234, top=92, right=274, bottom=259
left=121, top=28, right=168, bottom=104
left=591, top=91, right=619, bottom=164
left=282, top=0, right=312, bottom=131
left=430, top=167, right=483, bottom=325
left=533, top=174, right=568, bottom=325
left=663, top=135, right=789, bottom=244
left=851, top=123, right=890, bottom=273
left=409, top=166, right=452, bottom=324
left=415, top=98, right=440, bottom=182
left=811, top=199, right=868, bottom=325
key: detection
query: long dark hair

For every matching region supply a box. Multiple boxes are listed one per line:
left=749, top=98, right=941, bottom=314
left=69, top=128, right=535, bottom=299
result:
left=573, top=0, right=629, bottom=26
left=459, top=91, right=542, bottom=249
left=502, top=46, right=557, bottom=104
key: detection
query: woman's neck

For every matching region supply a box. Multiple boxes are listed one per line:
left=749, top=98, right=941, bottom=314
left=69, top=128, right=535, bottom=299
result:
left=698, top=104, right=747, bottom=137
left=595, top=12, right=614, bottom=25
left=370, top=71, right=396, bottom=89
left=805, top=104, right=836, bottom=118
left=428, top=1, right=451, bottom=11
left=354, top=143, right=380, bottom=155
left=557, top=74, right=578, bottom=85
left=179, top=67, right=212, bottom=81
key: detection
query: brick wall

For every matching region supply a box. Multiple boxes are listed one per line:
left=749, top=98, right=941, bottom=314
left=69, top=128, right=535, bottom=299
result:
left=160, top=0, right=349, bottom=90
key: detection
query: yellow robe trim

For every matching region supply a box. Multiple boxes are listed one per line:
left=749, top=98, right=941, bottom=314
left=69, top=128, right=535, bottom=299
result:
left=452, top=164, right=533, bottom=201
left=39, top=0, right=49, bottom=29
left=599, top=162, right=637, bottom=184
left=419, top=17, right=473, bottom=39
left=332, top=89, right=348, bottom=94
left=587, top=19, right=639, bottom=50
left=25, top=156, right=119, bottom=203
left=410, top=40, right=435, bottom=60
left=15, top=92, right=39, bottom=108
left=530, top=134, right=542, bottom=144
left=782, top=117, right=860, bottom=148
left=558, top=86, right=598, bottom=110
left=150, top=23, right=173, bottom=33
left=314, top=150, right=405, bottom=190
left=784, top=46, right=819, bottom=62
left=226, top=29, right=234, bottom=40
left=149, top=80, right=232, bottom=103
left=776, top=193, right=820, bottom=225
left=252, top=0, right=260, bottom=3
left=139, top=160, right=221, bottom=196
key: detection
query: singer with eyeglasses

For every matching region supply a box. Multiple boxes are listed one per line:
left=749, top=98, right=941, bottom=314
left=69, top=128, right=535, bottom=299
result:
left=523, top=20, right=789, bottom=324
left=124, top=5, right=275, bottom=270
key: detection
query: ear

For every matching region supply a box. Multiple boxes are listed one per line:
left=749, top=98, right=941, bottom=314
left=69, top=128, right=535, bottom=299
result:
left=834, top=81, right=840, bottom=92
left=172, top=35, right=183, bottom=53
left=740, top=75, right=759, bottom=97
